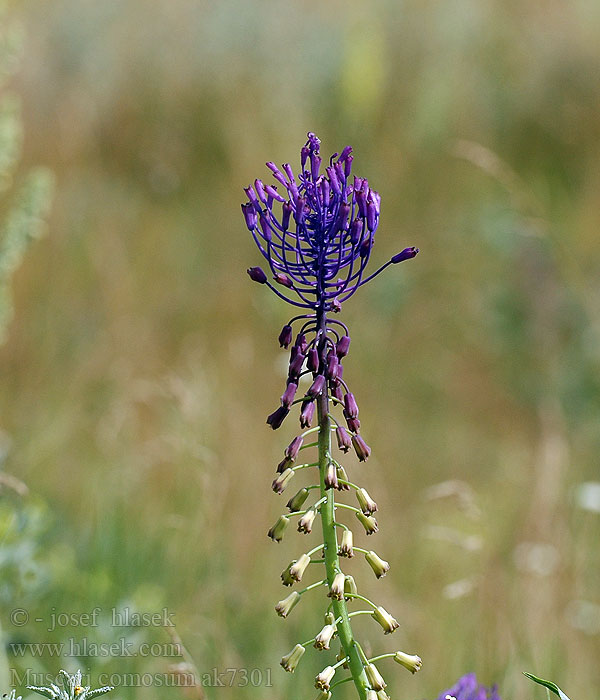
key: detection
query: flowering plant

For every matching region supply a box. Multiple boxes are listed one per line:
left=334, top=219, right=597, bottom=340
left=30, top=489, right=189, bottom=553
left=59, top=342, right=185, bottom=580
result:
left=242, top=132, right=419, bottom=699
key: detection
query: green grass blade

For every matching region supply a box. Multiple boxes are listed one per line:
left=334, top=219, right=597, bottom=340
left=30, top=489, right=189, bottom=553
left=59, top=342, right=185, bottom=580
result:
left=523, top=672, right=572, bottom=700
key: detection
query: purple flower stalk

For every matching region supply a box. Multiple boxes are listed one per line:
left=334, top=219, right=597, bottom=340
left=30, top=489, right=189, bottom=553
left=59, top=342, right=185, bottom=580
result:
left=243, top=133, right=419, bottom=699
left=436, top=673, right=501, bottom=700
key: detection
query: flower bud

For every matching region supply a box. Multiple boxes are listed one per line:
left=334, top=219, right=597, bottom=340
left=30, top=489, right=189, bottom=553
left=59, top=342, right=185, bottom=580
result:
left=324, top=462, right=338, bottom=490
left=281, top=382, right=298, bottom=408
left=307, top=347, right=320, bottom=372
left=328, top=572, right=345, bottom=600
left=346, top=416, right=361, bottom=433
left=280, top=643, right=305, bottom=672
left=372, top=606, right=399, bottom=634
left=278, top=324, right=293, bottom=349
left=365, top=663, right=386, bottom=691
left=285, top=435, right=304, bottom=460
left=331, top=383, right=344, bottom=402
left=247, top=266, right=267, bottom=283
left=366, top=200, right=377, bottom=233
left=254, top=178, right=267, bottom=202
left=314, top=666, right=335, bottom=691
left=274, top=272, right=294, bottom=288
left=275, top=591, right=300, bottom=618
left=258, top=214, right=272, bottom=241
left=280, top=561, right=296, bottom=586
left=356, top=487, right=378, bottom=514
left=367, top=692, right=378, bottom=700
left=336, top=426, right=352, bottom=452
left=365, top=550, right=390, bottom=578
left=298, top=507, right=317, bottom=534
left=338, top=529, right=354, bottom=558
left=391, top=247, right=419, bottom=264
left=356, top=511, right=379, bottom=535
left=350, top=217, right=363, bottom=245
left=326, top=353, right=339, bottom=380
left=265, top=160, right=286, bottom=184
left=281, top=201, right=293, bottom=230
left=336, top=335, right=350, bottom=357
left=393, top=651, right=423, bottom=674
left=289, top=553, right=311, bottom=582
left=343, top=574, right=357, bottom=599
left=268, top=515, right=289, bottom=542
left=311, top=153, right=322, bottom=181
left=272, top=468, right=294, bottom=494
left=300, top=400, right=315, bottom=428
left=338, top=145, right=353, bottom=162
left=344, top=154, right=354, bottom=177
left=352, top=434, right=371, bottom=461
left=277, top=456, right=292, bottom=473
left=336, top=464, right=350, bottom=490
left=288, top=352, right=305, bottom=378
left=266, top=406, right=289, bottom=430
left=307, top=374, right=326, bottom=399
left=344, top=393, right=359, bottom=419
left=295, top=332, right=308, bottom=353
left=286, top=487, right=309, bottom=512
left=376, top=692, right=391, bottom=700
left=244, top=185, right=258, bottom=206
left=324, top=611, right=335, bottom=626
left=241, top=203, right=258, bottom=230
left=313, top=692, right=332, bottom=700
left=314, top=623, right=336, bottom=650
left=265, top=184, right=285, bottom=202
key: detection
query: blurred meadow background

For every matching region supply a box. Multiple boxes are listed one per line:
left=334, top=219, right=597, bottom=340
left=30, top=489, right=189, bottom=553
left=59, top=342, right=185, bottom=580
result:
left=0, top=0, right=599, bottom=698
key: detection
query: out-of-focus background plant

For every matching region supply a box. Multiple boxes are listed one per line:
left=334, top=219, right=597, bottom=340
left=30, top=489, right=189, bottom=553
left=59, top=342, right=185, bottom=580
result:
left=1, top=0, right=599, bottom=698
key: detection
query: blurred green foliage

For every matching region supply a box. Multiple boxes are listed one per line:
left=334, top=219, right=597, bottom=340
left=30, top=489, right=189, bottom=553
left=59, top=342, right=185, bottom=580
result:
left=0, top=0, right=598, bottom=698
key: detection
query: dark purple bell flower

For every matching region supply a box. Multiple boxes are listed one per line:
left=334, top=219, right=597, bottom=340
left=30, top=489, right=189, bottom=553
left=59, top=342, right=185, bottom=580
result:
left=279, top=324, right=293, bottom=348
left=274, top=272, right=294, bottom=288
left=300, top=400, right=315, bottom=428
left=285, top=435, right=304, bottom=460
left=331, top=383, right=344, bottom=402
left=346, top=416, right=361, bottom=433
left=307, top=348, right=320, bottom=373
left=295, top=333, right=308, bottom=353
left=336, top=426, right=352, bottom=452
left=352, top=434, right=370, bottom=461
left=267, top=406, right=289, bottom=430
left=392, top=246, right=419, bottom=264
left=247, top=266, right=267, bottom=284
left=436, top=673, right=501, bottom=700
left=277, top=456, right=292, bottom=473
left=336, top=335, right=351, bottom=358
left=281, top=382, right=298, bottom=408
left=288, top=352, right=305, bottom=378
left=307, top=374, right=326, bottom=399
left=326, top=353, right=339, bottom=380
left=344, top=393, right=359, bottom=419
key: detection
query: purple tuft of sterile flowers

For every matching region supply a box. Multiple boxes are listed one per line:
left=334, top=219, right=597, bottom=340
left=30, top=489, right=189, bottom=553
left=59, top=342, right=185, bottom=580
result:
left=436, top=673, right=501, bottom=700
left=242, top=131, right=417, bottom=312
left=242, top=133, right=418, bottom=446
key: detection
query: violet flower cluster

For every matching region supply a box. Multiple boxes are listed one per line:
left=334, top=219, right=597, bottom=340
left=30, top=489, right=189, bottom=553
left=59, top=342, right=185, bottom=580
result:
left=243, top=133, right=419, bottom=700
left=436, top=673, right=501, bottom=700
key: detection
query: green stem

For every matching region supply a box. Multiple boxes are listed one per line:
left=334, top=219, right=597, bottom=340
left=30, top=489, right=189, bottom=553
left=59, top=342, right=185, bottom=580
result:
left=316, top=312, right=369, bottom=700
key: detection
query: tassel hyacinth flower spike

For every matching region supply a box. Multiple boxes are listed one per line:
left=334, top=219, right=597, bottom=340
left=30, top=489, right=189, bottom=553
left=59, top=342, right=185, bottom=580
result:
left=242, top=132, right=421, bottom=699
